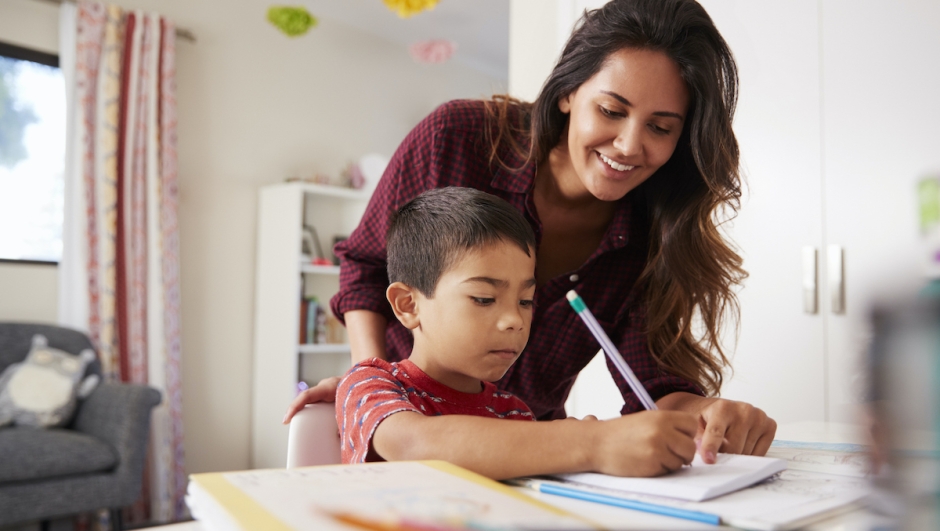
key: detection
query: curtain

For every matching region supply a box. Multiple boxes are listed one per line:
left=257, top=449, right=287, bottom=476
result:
left=58, top=0, right=185, bottom=524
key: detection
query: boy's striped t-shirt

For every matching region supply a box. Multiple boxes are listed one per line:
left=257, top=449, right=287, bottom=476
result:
left=336, top=358, right=535, bottom=464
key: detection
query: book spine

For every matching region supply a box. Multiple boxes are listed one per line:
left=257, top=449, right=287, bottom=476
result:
left=299, top=298, right=308, bottom=344
left=316, top=304, right=328, bottom=344
left=307, top=298, right=318, bottom=344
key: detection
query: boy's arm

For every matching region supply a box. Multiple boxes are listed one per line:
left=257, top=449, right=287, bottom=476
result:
left=373, top=409, right=698, bottom=480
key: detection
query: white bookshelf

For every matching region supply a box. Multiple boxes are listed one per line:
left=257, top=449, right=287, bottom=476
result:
left=251, top=182, right=369, bottom=469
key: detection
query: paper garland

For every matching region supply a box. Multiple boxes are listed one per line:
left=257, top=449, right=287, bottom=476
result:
left=383, top=0, right=440, bottom=18
left=409, top=39, right=456, bottom=63
left=267, top=6, right=318, bottom=37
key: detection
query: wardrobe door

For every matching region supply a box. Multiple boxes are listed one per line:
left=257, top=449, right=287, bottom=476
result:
left=702, top=0, right=827, bottom=423
left=821, top=0, right=940, bottom=423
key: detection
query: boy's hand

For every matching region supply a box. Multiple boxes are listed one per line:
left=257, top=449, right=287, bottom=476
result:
left=282, top=376, right=340, bottom=424
left=588, top=410, right=698, bottom=477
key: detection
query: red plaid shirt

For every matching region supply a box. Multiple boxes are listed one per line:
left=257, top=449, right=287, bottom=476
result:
left=331, top=99, right=703, bottom=420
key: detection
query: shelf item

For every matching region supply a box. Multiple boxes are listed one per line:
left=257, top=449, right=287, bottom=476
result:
left=301, top=264, right=340, bottom=275
left=298, top=343, right=352, bottom=355
left=252, top=181, right=368, bottom=469
left=288, top=181, right=371, bottom=200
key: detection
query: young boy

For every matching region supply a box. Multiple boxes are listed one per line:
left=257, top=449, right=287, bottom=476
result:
left=335, top=187, right=698, bottom=480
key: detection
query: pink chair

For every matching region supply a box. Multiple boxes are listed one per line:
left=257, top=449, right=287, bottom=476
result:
left=285, top=403, right=342, bottom=468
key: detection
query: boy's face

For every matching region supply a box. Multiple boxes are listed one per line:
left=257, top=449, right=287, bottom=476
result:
left=406, top=239, right=537, bottom=393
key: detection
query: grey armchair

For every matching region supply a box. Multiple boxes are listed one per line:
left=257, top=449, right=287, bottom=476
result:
left=0, top=323, right=162, bottom=529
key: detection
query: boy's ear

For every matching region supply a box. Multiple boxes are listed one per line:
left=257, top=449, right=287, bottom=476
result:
left=386, top=282, right=420, bottom=330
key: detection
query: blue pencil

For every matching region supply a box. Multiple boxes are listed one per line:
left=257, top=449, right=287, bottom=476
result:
left=566, top=290, right=658, bottom=410
left=531, top=480, right=720, bottom=526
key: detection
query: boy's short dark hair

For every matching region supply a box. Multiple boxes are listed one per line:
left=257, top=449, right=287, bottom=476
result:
left=387, top=187, right=537, bottom=297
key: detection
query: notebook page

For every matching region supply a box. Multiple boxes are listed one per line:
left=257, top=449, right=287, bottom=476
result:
left=554, top=453, right=787, bottom=501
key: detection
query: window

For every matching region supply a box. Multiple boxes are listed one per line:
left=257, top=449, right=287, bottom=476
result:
left=0, top=41, right=65, bottom=264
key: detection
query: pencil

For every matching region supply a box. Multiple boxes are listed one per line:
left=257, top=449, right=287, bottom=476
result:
left=525, top=479, right=720, bottom=526
left=566, top=290, right=658, bottom=410
left=323, top=510, right=468, bottom=531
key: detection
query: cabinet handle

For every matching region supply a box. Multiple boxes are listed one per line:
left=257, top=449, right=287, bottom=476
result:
left=828, top=245, right=845, bottom=314
left=802, top=246, right=818, bottom=314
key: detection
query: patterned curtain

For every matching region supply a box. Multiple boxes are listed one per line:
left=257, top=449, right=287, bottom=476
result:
left=58, top=0, right=185, bottom=525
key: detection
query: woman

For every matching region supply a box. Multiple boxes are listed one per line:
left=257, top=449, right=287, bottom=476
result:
left=286, top=0, right=776, bottom=463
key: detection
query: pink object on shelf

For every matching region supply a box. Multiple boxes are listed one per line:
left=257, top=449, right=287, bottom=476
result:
left=409, top=39, right=456, bottom=64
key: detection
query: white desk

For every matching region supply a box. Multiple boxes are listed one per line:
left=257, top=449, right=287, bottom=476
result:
left=156, top=422, right=893, bottom=530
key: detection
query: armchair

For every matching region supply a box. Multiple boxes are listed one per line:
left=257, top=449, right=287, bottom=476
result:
left=0, top=323, right=162, bottom=529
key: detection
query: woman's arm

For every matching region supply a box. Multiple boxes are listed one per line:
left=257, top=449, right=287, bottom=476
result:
left=373, top=409, right=699, bottom=480
left=345, top=309, right=388, bottom=364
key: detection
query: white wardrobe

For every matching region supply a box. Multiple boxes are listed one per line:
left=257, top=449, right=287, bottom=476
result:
left=510, top=0, right=940, bottom=423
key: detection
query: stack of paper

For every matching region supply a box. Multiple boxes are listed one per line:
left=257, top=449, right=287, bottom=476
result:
left=521, top=445, right=870, bottom=530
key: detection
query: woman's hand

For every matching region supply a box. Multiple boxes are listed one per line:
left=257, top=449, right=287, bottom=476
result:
left=656, top=392, right=777, bottom=464
left=282, top=376, right=341, bottom=424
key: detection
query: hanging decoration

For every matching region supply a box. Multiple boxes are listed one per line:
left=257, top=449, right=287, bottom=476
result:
left=267, top=6, right=318, bottom=37
left=383, top=0, right=440, bottom=18
left=409, top=39, right=456, bottom=63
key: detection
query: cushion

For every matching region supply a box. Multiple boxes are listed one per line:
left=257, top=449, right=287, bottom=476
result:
left=0, top=427, right=117, bottom=483
left=0, top=335, right=99, bottom=428
left=0, top=323, right=101, bottom=378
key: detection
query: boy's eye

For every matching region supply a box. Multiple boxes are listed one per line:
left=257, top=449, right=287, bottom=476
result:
left=472, top=297, right=495, bottom=306
left=519, top=299, right=534, bottom=309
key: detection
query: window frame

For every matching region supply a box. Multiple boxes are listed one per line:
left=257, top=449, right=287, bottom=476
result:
left=0, top=40, right=62, bottom=267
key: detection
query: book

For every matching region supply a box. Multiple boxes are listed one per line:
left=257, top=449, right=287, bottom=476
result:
left=306, top=298, right=318, bottom=344
left=553, top=453, right=787, bottom=502
left=298, top=298, right=308, bottom=344
left=186, top=461, right=596, bottom=531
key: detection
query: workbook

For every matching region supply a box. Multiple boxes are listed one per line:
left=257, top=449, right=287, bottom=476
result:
left=186, top=460, right=596, bottom=531
left=552, top=453, right=788, bottom=501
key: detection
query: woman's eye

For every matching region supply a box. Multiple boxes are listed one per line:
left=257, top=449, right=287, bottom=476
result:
left=472, top=297, right=495, bottom=306
left=520, top=299, right=534, bottom=309
left=649, top=123, right=671, bottom=135
left=599, top=106, right=624, bottom=118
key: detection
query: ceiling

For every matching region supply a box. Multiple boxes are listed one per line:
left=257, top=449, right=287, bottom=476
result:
left=302, top=0, right=509, bottom=81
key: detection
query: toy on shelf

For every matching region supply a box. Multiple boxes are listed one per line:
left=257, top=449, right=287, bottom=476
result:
left=302, top=225, right=333, bottom=266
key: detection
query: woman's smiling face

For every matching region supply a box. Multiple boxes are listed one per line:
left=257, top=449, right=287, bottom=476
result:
left=557, top=47, right=690, bottom=202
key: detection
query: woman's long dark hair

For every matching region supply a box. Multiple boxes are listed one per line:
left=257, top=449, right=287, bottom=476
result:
left=484, top=0, right=745, bottom=396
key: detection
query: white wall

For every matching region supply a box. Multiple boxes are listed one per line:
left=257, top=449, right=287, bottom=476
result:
left=0, top=0, right=505, bottom=474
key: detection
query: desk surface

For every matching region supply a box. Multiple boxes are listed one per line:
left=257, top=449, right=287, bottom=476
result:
left=159, top=422, right=892, bottom=530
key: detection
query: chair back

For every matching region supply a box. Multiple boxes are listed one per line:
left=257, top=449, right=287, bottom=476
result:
left=286, top=403, right=342, bottom=468
left=0, top=322, right=101, bottom=377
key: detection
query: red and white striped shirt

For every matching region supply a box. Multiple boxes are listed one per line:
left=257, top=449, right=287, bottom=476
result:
left=336, top=358, right=534, bottom=464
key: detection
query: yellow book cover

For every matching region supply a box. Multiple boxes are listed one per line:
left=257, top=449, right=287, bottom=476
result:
left=186, top=460, right=597, bottom=531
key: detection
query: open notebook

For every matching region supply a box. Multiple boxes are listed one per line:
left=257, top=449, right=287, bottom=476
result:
left=551, top=453, right=787, bottom=501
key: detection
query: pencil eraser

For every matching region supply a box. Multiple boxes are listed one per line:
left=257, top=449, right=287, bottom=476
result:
left=566, top=290, right=586, bottom=313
